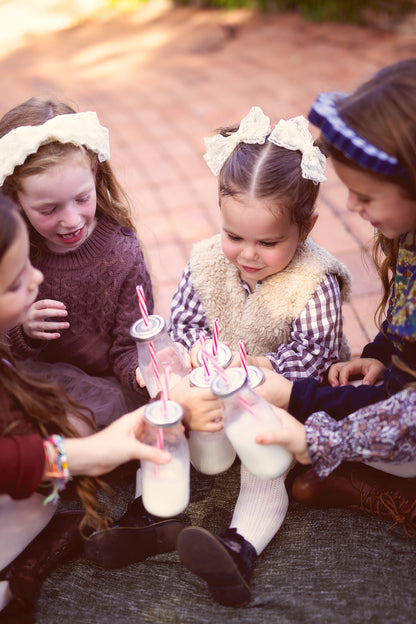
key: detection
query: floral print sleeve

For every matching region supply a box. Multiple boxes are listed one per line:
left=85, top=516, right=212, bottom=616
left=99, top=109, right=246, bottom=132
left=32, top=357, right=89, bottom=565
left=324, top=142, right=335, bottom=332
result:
left=305, top=388, right=416, bottom=478
left=385, top=231, right=416, bottom=348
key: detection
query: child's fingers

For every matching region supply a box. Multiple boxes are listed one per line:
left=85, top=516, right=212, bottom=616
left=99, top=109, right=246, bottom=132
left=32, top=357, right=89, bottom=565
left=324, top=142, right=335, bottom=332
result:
left=135, top=366, right=146, bottom=387
left=256, top=431, right=279, bottom=445
left=31, top=299, right=67, bottom=312
left=327, top=362, right=344, bottom=387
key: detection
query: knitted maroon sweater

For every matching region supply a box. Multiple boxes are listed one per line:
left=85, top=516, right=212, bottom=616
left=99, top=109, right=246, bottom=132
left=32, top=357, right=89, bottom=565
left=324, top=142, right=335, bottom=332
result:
left=8, top=216, right=153, bottom=403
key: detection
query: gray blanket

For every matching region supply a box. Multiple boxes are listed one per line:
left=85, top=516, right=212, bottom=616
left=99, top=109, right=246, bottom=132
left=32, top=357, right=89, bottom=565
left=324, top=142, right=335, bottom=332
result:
left=35, top=464, right=415, bottom=623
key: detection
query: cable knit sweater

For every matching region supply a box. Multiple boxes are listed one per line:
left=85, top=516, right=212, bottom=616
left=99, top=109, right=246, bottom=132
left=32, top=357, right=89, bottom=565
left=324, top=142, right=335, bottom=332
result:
left=7, top=216, right=153, bottom=401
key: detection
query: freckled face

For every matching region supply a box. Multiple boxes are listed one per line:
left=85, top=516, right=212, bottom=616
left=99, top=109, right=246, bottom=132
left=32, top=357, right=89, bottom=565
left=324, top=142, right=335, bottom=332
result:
left=332, top=160, right=416, bottom=240
left=0, top=216, right=43, bottom=331
left=220, top=195, right=302, bottom=292
left=17, top=153, right=98, bottom=254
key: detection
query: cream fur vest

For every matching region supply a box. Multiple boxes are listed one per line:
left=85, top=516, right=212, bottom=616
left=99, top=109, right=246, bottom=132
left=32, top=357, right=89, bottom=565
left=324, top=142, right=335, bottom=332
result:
left=189, top=234, right=351, bottom=358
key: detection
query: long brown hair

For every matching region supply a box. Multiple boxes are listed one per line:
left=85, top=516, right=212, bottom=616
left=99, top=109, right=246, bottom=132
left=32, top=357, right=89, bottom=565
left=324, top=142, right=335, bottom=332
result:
left=318, top=59, right=416, bottom=329
left=0, top=97, right=136, bottom=257
left=0, top=198, right=110, bottom=531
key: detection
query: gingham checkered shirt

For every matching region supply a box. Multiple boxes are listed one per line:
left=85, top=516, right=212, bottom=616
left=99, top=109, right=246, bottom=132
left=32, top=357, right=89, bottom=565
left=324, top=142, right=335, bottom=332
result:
left=168, top=262, right=344, bottom=382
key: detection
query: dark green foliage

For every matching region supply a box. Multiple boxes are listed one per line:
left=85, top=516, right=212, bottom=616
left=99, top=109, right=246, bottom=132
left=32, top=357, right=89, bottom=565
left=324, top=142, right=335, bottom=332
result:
left=108, top=0, right=415, bottom=26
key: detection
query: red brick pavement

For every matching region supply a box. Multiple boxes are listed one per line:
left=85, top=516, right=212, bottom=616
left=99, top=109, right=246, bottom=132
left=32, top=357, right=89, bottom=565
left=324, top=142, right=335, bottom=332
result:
left=1, top=1, right=415, bottom=355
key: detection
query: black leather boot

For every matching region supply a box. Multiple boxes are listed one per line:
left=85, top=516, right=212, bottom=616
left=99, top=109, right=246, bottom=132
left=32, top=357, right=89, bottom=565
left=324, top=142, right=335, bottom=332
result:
left=177, top=526, right=257, bottom=607
left=84, top=496, right=188, bottom=569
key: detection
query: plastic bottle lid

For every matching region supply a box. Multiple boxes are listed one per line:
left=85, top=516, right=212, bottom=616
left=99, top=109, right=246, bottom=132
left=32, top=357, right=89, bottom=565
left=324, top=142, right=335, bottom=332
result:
left=130, top=314, right=165, bottom=341
left=189, top=366, right=213, bottom=388
left=210, top=367, right=248, bottom=398
left=144, top=400, right=184, bottom=426
left=197, top=342, right=232, bottom=369
left=246, top=365, right=264, bottom=389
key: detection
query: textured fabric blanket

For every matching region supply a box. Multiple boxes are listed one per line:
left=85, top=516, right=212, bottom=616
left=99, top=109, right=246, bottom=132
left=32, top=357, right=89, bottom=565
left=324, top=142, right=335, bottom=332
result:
left=35, top=463, right=415, bottom=624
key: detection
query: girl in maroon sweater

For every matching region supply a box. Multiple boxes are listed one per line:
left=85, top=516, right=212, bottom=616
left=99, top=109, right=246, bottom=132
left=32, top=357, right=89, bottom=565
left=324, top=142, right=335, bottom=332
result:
left=1, top=97, right=154, bottom=427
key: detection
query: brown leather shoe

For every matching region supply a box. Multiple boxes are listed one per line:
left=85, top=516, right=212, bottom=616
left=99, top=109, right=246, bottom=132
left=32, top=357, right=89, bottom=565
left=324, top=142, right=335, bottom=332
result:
left=291, top=462, right=416, bottom=538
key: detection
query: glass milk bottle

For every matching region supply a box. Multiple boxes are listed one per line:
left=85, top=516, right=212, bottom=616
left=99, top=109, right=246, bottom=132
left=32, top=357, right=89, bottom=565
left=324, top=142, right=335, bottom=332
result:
left=211, top=368, right=293, bottom=479
left=140, top=400, right=190, bottom=517
left=187, top=367, right=236, bottom=475
left=130, top=315, right=188, bottom=398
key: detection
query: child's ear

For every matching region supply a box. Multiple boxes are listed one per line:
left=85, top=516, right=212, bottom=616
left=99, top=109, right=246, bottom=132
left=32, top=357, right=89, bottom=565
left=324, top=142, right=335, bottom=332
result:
left=300, top=211, right=318, bottom=242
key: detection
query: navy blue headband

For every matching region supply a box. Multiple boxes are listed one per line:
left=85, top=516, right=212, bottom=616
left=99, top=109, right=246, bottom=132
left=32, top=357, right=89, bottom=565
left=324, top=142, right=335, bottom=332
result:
left=308, top=91, right=407, bottom=176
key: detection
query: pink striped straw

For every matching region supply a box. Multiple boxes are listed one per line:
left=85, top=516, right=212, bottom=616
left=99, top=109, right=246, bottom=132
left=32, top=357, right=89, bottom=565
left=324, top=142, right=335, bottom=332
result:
left=157, top=428, right=164, bottom=450
left=199, top=333, right=210, bottom=377
left=148, top=341, right=162, bottom=392
left=136, top=285, right=149, bottom=327
left=238, top=395, right=256, bottom=417
left=199, top=332, right=206, bottom=349
left=201, top=348, right=228, bottom=382
left=212, top=318, right=219, bottom=356
left=238, top=340, right=248, bottom=376
left=161, top=366, right=171, bottom=415
left=154, top=428, right=164, bottom=477
left=204, top=348, right=258, bottom=419
left=201, top=349, right=210, bottom=378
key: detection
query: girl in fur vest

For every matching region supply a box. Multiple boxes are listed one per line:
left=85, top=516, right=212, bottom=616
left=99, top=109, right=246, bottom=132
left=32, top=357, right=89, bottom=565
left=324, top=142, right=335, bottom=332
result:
left=167, top=107, right=352, bottom=607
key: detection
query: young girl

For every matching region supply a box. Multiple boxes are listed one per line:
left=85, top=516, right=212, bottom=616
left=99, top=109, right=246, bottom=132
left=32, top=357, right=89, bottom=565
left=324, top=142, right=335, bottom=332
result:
left=0, top=197, right=170, bottom=618
left=256, top=58, right=416, bottom=534
left=168, top=107, right=352, bottom=608
left=1, top=97, right=154, bottom=427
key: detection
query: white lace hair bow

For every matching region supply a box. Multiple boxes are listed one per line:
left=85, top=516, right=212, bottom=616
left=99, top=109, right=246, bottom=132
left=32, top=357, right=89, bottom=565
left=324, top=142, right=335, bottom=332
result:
left=268, top=115, right=326, bottom=183
left=0, top=111, right=110, bottom=185
left=203, top=106, right=271, bottom=176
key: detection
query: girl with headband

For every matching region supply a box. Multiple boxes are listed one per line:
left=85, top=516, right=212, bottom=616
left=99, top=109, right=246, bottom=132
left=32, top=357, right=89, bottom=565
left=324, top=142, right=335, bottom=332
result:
left=90, top=106, right=350, bottom=608
left=0, top=97, right=154, bottom=426
left=0, top=196, right=171, bottom=619
left=0, top=97, right=190, bottom=597
left=170, top=107, right=351, bottom=608
left=255, top=58, right=416, bottom=537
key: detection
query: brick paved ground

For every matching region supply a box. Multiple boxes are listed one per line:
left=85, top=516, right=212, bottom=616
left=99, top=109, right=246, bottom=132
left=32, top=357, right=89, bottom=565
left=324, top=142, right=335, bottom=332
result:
left=1, top=0, right=416, bottom=355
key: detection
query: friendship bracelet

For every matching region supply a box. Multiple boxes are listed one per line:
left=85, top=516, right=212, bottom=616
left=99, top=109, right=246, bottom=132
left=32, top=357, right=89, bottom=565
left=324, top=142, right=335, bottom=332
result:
left=42, top=434, right=72, bottom=505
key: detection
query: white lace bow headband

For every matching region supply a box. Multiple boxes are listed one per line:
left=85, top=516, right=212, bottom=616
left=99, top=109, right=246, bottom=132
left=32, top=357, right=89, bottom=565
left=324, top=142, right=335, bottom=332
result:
left=0, top=111, right=110, bottom=185
left=203, top=106, right=326, bottom=183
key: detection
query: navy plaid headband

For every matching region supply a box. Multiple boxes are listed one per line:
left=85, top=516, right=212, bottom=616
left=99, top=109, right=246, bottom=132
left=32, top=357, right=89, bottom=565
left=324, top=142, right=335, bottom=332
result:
left=308, top=91, right=407, bottom=176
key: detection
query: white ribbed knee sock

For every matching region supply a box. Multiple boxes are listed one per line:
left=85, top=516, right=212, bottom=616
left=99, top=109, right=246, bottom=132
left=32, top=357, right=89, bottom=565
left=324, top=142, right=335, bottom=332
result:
left=229, top=464, right=289, bottom=555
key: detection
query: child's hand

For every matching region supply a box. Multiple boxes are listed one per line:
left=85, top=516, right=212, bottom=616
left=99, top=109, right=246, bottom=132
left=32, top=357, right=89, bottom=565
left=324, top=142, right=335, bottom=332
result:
left=254, top=368, right=293, bottom=410
left=189, top=342, right=201, bottom=369
left=63, top=407, right=171, bottom=477
left=255, top=406, right=311, bottom=465
left=23, top=299, right=69, bottom=340
left=175, top=342, right=192, bottom=371
left=135, top=365, right=146, bottom=388
left=328, top=358, right=385, bottom=387
left=228, top=352, right=273, bottom=370
left=170, top=375, right=223, bottom=431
